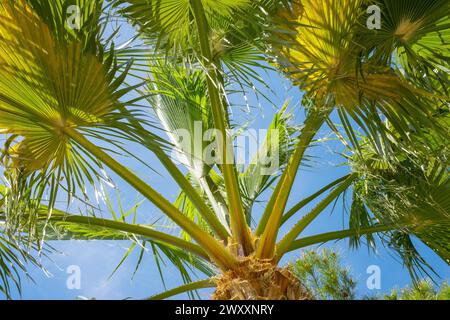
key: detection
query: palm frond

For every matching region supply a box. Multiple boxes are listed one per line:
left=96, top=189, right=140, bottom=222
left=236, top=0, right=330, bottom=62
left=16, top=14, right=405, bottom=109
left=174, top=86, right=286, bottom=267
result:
left=173, top=177, right=218, bottom=241
left=0, top=231, right=43, bottom=299
left=148, top=61, right=215, bottom=178
left=362, top=0, right=450, bottom=92
left=239, top=102, right=298, bottom=222
left=349, top=113, right=450, bottom=278
left=0, top=0, right=140, bottom=237
left=274, top=0, right=448, bottom=149
left=147, top=278, right=215, bottom=300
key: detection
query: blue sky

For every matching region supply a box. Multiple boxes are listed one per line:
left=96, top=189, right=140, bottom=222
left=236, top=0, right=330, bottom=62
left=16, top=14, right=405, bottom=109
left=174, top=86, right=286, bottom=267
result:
left=4, top=13, right=450, bottom=300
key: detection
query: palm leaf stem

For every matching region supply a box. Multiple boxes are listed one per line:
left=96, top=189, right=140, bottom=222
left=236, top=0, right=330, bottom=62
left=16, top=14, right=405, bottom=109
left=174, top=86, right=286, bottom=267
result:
left=37, top=212, right=210, bottom=260
left=285, top=218, right=448, bottom=254
left=276, top=173, right=358, bottom=259
left=281, top=174, right=351, bottom=225
left=122, top=107, right=230, bottom=241
left=189, top=0, right=254, bottom=255
left=146, top=278, right=215, bottom=300
left=198, top=176, right=230, bottom=233
left=256, top=108, right=330, bottom=258
left=286, top=224, right=400, bottom=253
left=63, top=127, right=238, bottom=269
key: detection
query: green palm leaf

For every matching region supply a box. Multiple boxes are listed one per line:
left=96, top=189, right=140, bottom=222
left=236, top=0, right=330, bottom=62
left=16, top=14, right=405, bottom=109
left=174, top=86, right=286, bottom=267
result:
left=274, top=0, right=448, bottom=147
left=363, top=0, right=450, bottom=88
left=349, top=113, right=450, bottom=279
left=148, top=62, right=215, bottom=178
left=0, top=0, right=137, bottom=231
left=239, top=103, right=298, bottom=221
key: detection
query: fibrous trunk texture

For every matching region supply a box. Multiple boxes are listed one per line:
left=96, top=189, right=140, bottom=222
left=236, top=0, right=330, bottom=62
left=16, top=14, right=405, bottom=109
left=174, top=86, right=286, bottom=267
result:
left=212, top=258, right=313, bottom=300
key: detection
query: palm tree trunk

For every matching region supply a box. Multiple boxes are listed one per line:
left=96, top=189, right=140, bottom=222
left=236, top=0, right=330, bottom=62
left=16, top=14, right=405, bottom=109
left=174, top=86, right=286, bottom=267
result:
left=212, top=259, right=313, bottom=300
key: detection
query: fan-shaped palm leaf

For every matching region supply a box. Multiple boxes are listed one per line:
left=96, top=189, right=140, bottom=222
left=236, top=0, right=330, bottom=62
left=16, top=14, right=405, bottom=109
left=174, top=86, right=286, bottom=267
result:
left=0, top=0, right=131, bottom=236
left=363, top=0, right=450, bottom=91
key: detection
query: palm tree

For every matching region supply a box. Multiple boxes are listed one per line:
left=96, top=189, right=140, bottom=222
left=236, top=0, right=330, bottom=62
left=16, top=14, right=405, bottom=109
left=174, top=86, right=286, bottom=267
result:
left=0, top=0, right=448, bottom=299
